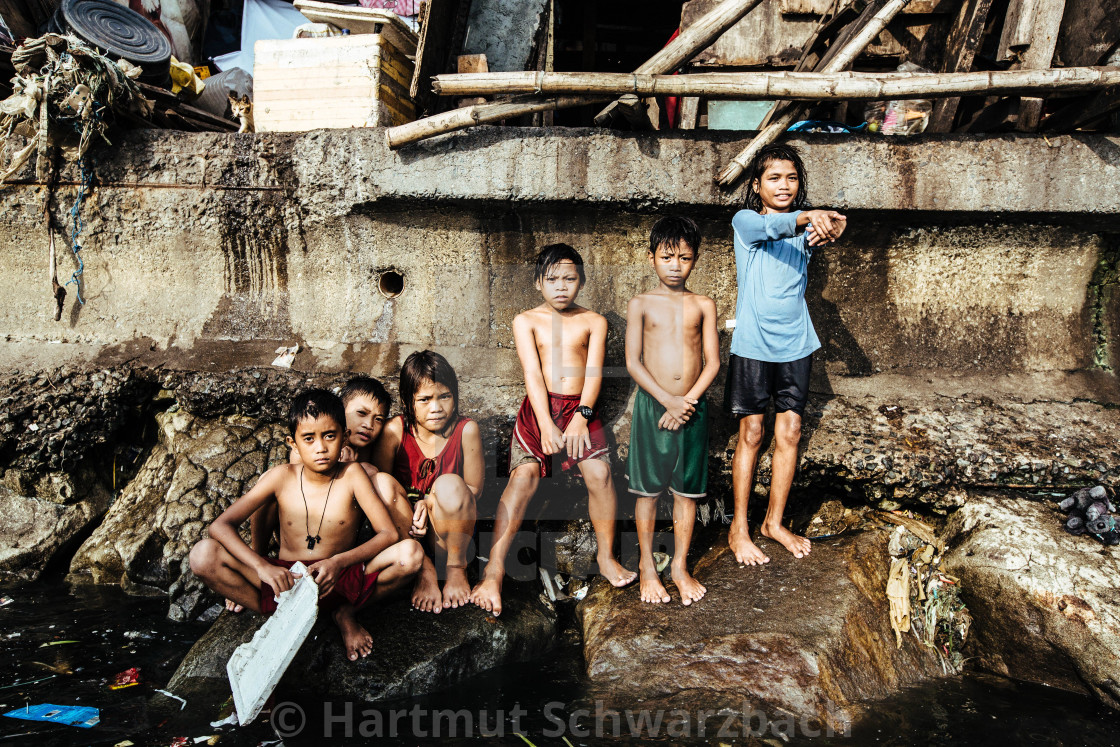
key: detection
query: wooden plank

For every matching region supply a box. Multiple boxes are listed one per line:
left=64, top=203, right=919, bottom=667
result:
left=678, top=96, right=700, bottom=129
left=780, top=0, right=948, bottom=12
left=410, top=0, right=463, bottom=112
left=294, top=0, right=418, bottom=54
left=1055, top=0, right=1120, bottom=66
left=1016, top=0, right=1067, bottom=131
left=927, top=0, right=995, bottom=132
left=681, top=0, right=942, bottom=68
left=997, top=0, right=1039, bottom=62
left=457, top=53, right=487, bottom=108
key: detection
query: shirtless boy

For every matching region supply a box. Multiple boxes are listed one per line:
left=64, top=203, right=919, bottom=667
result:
left=225, top=376, right=399, bottom=613
left=470, top=243, right=637, bottom=616
left=190, top=389, right=424, bottom=661
left=625, top=216, right=720, bottom=605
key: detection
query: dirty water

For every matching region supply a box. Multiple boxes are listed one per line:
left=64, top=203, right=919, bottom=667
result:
left=1, top=583, right=1119, bottom=746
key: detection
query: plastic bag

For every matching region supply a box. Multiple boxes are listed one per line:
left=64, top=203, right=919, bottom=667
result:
left=864, top=61, right=932, bottom=135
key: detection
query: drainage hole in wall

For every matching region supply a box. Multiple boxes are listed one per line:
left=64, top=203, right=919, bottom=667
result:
left=378, top=270, right=405, bottom=299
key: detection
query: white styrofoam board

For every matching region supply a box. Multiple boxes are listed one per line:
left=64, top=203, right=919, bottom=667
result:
left=227, top=561, right=318, bottom=725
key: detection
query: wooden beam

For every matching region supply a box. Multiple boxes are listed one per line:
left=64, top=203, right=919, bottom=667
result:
left=717, top=0, right=914, bottom=187
left=456, top=53, right=488, bottom=108
left=386, top=0, right=764, bottom=147
left=410, top=0, right=466, bottom=116
left=1016, top=0, right=1067, bottom=131
left=996, top=0, right=1039, bottom=62
left=1055, top=0, right=1120, bottom=67
left=927, top=0, right=995, bottom=132
left=432, top=67, right=1120, bottom=100
left=593, top=0, right=765, bottom=126
left=679, top=96, right=700, bottom=129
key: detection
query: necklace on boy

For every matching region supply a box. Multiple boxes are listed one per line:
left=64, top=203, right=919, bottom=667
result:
left=299, top=464, right=338, bottom=551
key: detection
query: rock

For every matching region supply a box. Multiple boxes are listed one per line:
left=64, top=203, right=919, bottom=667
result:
left=0, top=473, right=112, bottom=582
left=68, top=409, right=287, bottom=620
left=729, top=396, right=1120, bottom=511
left=577, top=531, right=947, bottom=731
left=167, top=584, right=557, bottom=704
left=940, top=491, right=1120, bottom=710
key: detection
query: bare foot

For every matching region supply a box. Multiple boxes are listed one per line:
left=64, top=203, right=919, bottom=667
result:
left=761, top=522, right=812, bottom=558
left=442, top=565, right=471, bottom=610
left=597, top=554, right=638, bottom=588
left=411, top=564, right=443, bottom=613
left=670, top=564, right=707, bottom=606
left=333, top=607, right=373, bottom=661
left=639, top=564, right=671, bottom=604
left=224, top=598, right=243, bottom=613
left=469, top=573, right=504, bottom=617
left=729, top=522, right=770, bottom=565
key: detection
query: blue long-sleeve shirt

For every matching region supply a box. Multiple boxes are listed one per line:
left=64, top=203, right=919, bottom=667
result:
left=730, top=209, right=821, bottom=363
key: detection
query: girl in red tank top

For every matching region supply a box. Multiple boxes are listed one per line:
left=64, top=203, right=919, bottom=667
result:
left=392, top=415, right=471, bottom=499
left=373, top=350, right=483, bottom=615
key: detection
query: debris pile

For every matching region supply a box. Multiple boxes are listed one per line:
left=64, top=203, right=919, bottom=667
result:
left=0, top=34, right=154, bottom=184
left=1058, top=485, right=1119, bottom=545
left=885, top=518, right=971, bottom=674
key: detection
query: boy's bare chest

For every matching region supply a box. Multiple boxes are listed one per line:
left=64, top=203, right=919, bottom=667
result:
left=534, top=321, right=591, bottom=357
left=276, top=483, right=361, bottom=534
left=644, top=298, right=702, bottom=337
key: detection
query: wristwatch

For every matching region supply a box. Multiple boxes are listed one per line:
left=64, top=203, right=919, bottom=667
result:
left=577, top=405, right=594, bottom=420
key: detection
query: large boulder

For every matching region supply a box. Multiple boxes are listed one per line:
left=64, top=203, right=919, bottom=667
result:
left=68, top=408, right=288, bottom=620
left=577, top=530, right=948, bottom=731
left=941, top=491, right=1120, bottom=709
left=0, top=469, right=112, bottom=582
left=167, top=584, right=557, bottom=704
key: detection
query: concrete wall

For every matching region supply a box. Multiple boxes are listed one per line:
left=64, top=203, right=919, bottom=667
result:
left=0, top=128, right=1116, bottom=398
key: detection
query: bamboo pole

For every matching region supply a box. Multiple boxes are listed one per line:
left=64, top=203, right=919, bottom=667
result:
left=385, top=0, right=764, bottom=148
left=592, top=0, right=766, bottom=126
left=717, top=0, right=914, bottom=187
left=386, top=95, right=609, bottom=148
left=432, top=67, right=1120, bottom=100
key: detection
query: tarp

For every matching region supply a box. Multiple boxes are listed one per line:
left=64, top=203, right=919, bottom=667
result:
left=213, top=0, right=307, bottom=74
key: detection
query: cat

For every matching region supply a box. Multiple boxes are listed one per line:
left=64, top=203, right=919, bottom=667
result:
left=228, top=93, right=254, bottom=134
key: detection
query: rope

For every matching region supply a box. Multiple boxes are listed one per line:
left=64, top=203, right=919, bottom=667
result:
left=66, top=157, right=92, bottom=304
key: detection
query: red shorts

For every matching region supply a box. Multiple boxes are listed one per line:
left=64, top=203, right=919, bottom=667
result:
left=510, top=392, right=611, bottom=478
left=259, top=558, right=379, bottom=615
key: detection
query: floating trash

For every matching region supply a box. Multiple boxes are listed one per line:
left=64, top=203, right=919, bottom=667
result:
left=109, top=667, right=140, bottom=690
left=3, top=703, right=100, bottom=728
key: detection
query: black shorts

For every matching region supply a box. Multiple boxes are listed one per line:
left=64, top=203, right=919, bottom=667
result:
left=723, top=353, right=812, bottom=417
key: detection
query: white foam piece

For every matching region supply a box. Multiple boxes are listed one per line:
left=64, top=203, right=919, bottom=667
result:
left=227, top=561, right=318, bottom=725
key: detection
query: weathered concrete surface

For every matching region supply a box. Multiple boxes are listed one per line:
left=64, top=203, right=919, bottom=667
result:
left=67, top=407, right=289, bottom=620
left=577, top=530, right=947, bottom=730
left=168, top=585, right=557, bottom=701
left=941, top=492, right=1120, bottom=710
left=0, top=129, right=1116, bottom=381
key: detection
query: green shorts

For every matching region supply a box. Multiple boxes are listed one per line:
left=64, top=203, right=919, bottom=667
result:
left=626, top=388, right=708, bottom=499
